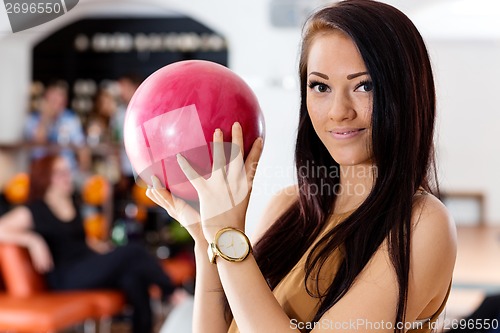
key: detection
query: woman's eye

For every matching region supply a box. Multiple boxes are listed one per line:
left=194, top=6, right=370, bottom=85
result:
left=355, top=81, right=374, bottom=92
left=308, top=82, right=331, bottom=93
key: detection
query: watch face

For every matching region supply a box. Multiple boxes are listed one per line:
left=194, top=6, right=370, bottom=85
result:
left=217, top=229, right=249, bottom=260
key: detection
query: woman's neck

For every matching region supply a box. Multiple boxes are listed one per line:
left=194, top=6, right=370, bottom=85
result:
left=335, top=164, right=375, bottom=213
left=44, top=189, right=76, bottom=222
left=44, top=189, right=71, bottom=206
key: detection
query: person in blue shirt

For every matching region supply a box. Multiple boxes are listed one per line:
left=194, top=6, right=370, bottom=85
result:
left=24, top=80, right=89, bottom=171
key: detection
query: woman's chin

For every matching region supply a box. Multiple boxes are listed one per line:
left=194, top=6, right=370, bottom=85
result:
left=332, top=155, right=360, bottom=166
left=331, top=153, right=373, bottom=167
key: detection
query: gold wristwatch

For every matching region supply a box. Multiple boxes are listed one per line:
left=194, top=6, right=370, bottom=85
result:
left=207, top=227, right=252, bottom=264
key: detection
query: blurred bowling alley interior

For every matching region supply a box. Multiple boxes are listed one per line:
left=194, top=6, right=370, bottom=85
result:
left=0, top=0, right=500, bottom=332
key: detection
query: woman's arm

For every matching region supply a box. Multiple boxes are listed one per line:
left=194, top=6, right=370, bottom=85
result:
left=192, top=238, right=230, bottom=332
left=216, top=249, right=300, bottom=332
left=0, top=206, right=35, bottom=245
left=191, top=185, right=299, bottom=333
left=0, top=206, right=54, bottom=273
left=146, top=185, right=231, bottom=333
left=148, top=178, right=298, bottom=333
left=207, top=193, right=456, bottom=333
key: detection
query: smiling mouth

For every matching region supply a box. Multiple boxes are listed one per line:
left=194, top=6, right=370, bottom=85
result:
left=329, top=128, right=367, bottom=139
left=333, top=129, right=364, bottom=135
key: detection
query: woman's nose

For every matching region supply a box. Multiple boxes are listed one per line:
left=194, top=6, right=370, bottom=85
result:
left=327, top=92, right=355, bottom=122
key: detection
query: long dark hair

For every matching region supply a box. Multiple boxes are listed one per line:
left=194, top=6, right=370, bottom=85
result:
left=253, top=1, right=437, bottom=331
left=28, top=154, right=59, bottom=202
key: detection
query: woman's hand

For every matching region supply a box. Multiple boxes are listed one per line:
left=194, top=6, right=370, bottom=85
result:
left=146, top=177, right=205, bottom=242
left=176, top=122, right=263, bottom=241
left=87, top=238, right=114, bottom=254
left=28, top=234, right=54, bottom=273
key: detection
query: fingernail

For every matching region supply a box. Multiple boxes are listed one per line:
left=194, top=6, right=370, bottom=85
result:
left=150, top=176, right=158, bottom=189
left=151, top=175, right=165, bottom=189
left=214, top=129, right=222, bottom=138
left=258, top=137, right=264, bottom=147
left=176, top=154, right=186, bottom=170
left=233, top=122, right=241, bottom=129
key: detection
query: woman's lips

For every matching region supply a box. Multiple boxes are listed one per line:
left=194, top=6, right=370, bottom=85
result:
left=328, top=128, right=367, bottom=140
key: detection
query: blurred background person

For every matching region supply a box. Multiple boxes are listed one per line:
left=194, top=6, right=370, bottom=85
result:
left=0, top=153, right=176, bottom=333
left=115, top=74, right=143, bottom=197
left=84, top=88, right=121, bottom=184
left=85, top=88, right=118, bottom=147
left=24, top=80, right=90, bottom=172
left=117, top=74, right=142, bottom=115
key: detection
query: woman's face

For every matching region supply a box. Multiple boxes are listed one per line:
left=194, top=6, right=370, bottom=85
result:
left=306, top=30, right=373, bottom=166
left=50, top=158, right=74, bottom=195
left=97, top=92, right=117, bottom=117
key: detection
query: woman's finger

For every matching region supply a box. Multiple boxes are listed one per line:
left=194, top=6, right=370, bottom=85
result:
left=149, top=188, right=173, bottom=210
left=177, top=153, right=204, bottom=190
left=146, top=188, right=164, bottom=207
left=212, top=128, right=226, bottom=174
left=150, top=176, right=176, bottom=206
left=146, top=186, right=175, bottom=215
left=244, top=137, right=264, bottom=185
left=151, top=175, right=165, bottom=189
left=146, top=188, right=160, bottom=205
left=149, top=189, right=180, bottom=219
left=227, top=122, right=245, bottom=177
left=231, top=122, right=244, bottom=157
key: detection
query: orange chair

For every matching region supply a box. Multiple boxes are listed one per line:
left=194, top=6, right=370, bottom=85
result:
left=149, top=256, right=196, bottom=300
left=0, top=243, right=125, bottom=333
left=0, top=293, right=95, bottom=333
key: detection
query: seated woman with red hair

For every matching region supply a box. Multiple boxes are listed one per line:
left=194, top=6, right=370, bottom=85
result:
left=0, top=154, right=175, bottom=333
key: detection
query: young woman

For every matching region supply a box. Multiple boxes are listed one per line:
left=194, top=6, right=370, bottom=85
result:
left=0, top=154, right=175, bottom=333
left=147, top=1, right=457, bottom=332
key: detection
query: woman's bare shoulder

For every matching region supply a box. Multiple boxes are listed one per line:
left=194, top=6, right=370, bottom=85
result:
left=251, top=185, right=299, bottom=244
left=407, top=192, right=457, bottom=317
left=411, top=192, right=457, bottom=267
left=411, top=192, right=456, bottom=240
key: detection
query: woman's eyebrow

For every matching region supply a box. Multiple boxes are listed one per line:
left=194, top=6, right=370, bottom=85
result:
left=308, top=71, right=329, bottom=80
left=347, top=71, right=369, bottom=80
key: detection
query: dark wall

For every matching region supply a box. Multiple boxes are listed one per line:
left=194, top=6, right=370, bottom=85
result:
left=32, top=16, right=229, bottom=84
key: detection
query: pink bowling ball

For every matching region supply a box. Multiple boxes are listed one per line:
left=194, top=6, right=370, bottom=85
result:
left=123, top=60, right=265, bottom=201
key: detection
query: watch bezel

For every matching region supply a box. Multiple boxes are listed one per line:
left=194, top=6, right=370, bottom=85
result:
left=213, top=227, right=252, bottom=263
